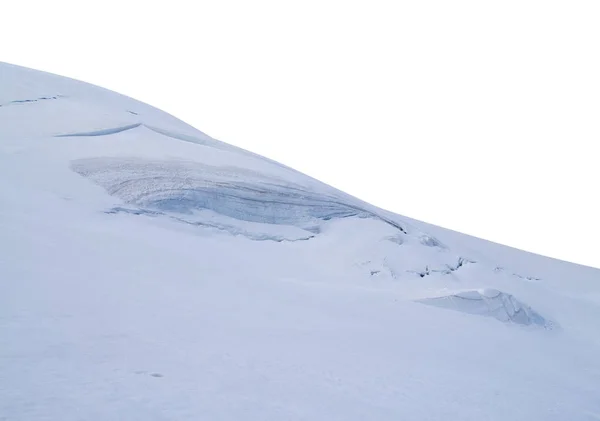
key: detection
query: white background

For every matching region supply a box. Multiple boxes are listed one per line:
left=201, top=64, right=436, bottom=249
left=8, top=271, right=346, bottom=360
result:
left=2, top=0, right=599, bottom=268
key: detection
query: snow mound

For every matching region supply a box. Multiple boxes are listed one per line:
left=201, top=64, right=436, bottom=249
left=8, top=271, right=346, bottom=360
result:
left=417, top=289, right=554, bottom=328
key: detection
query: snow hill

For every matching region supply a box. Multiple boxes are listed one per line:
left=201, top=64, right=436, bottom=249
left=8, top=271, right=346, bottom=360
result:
left=1, top=62, right=599, bottom=420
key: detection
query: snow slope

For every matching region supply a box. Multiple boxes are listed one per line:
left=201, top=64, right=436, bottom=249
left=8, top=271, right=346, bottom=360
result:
left=1, top=61, right=599, bottom=420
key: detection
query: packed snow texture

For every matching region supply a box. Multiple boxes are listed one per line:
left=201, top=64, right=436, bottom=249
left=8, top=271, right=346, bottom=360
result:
left=1, top=61, right=600, bottom=421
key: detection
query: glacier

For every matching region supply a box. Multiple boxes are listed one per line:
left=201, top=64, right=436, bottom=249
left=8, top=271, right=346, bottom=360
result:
left=1, top=61, right=600, bottom=421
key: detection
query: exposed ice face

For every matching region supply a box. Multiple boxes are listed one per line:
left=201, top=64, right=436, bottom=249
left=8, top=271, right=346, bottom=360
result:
left=417, top=289, right=554, bottom=328
left=71, top=157, right=373, bottom=229
left=70, top=157, right=366, bottom=227
left=70, top=156, right=475, bottom=274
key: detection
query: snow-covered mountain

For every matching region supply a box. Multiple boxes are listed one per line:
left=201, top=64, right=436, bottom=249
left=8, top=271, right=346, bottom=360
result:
left=1, top=61, right=599, bottom=420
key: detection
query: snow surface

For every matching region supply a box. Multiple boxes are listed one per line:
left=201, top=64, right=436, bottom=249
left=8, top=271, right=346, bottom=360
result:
left=1, top=61, right=600, bottom=420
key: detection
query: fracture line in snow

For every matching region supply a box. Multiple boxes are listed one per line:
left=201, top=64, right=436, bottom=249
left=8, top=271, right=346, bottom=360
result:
left=0, top=95, right=64, bottom=107
left=56, top=123, right=142, bottom=137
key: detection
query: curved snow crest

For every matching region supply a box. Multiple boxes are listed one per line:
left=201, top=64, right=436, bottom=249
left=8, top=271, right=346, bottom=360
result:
left=54, top=123, right=248, bottom=155
left=56, top=123, right=143, bottom=137
left=417, top=289, right=555, bottom=329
